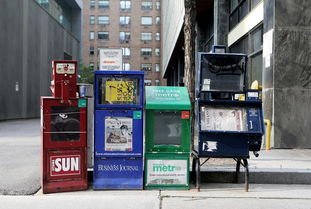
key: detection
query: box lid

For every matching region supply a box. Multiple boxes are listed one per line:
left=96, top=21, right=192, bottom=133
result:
left=145, top=86, right=191, bottom=110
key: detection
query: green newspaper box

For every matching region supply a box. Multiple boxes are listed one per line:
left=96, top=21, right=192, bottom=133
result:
left=145, top=86, right=191, bottom=189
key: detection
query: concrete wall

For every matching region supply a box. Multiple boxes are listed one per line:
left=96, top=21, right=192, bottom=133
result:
left=263, top=0, right=311, bottom=148
left=161, top=0, right=185, bottom=77
left=0, top=0, right=80, bottom=120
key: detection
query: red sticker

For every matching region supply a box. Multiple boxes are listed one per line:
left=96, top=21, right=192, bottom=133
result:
left=50, top=155, right=81, bottom=176
left=181, top=111, right=190, bottom=119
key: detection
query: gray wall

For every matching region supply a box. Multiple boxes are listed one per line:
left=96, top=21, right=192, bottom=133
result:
left=0, top=0, right=80, bottom=120
left=264, top=0, right=311, bottom=148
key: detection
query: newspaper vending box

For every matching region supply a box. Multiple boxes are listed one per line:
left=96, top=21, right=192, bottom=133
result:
left=41, top=60, right=88, bottom=194
left=193, top=52, right=264, bottom=191
left=94, top=71, right=144, bottom=189
left=145, top=86, right=191, bottom=189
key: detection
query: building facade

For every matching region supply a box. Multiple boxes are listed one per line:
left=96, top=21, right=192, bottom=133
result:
left=81, top=0, right=165, bottom=86
left=0, top=0, right=82, bottom=120
left=162, top=0, right=311, bottom=148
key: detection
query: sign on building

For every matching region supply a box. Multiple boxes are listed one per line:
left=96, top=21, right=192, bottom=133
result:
left=99, top=48, right=123, bottom=71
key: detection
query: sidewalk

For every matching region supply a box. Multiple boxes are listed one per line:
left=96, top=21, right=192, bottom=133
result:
left=0, top=119, right=310, bottom=196
left=1, top=184, right=311, bottom=209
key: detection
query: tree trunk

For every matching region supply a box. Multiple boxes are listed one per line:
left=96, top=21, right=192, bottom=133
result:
left=184, top=0, right=197, bottom=151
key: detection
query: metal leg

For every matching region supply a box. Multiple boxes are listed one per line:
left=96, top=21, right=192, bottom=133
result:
left=243, top=158, right=249, bottom=192
left=195, top=158, right=200, bottom=192
left=191, top=157, right=196, bottom=184
left=235, top=158, right=241, bottom=183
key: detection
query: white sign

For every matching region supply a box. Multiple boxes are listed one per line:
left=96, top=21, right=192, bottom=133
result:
left=146, top=159, right=188, bottom=185
left=105, top=117, right=133, bottom=151
left=56, top=63, right=75, bottom=74
left=50, top=155, right=80, bottom=176
left=100, top=48, right=123, bottom=71
left=263, top=29, right=273, bottom=57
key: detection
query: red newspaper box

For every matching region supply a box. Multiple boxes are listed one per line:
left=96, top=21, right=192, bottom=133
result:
left=41, top=60, right=88, bottom=194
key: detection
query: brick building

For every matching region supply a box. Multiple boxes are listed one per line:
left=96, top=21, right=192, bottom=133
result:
left=82, top=0, right=165, bottom=86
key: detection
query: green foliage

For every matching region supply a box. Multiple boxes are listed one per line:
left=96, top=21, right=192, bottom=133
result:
left=78, top=63, right=94, bottom=84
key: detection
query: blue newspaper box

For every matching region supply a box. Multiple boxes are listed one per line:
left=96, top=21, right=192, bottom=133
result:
left=193, top=51, right=265, bottom=191
left=93, top=71, right=144, bottom=189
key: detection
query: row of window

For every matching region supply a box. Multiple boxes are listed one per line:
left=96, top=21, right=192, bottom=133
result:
left=89, top=47, right=160, bottom=57
left=89, top=31, right=160, bottom=42
left=89, top=15, right=160, bottom=26
left=229, top=0, right=262, bottom=30
left=89, top=62, right=161, bottom=73
left=90, top=0, right=161, bottom=11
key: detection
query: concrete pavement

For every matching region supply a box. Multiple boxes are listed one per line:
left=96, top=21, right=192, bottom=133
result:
left=0, top=118, right=311, bottom=196
left=1, top=184, right=311, bottom=209
left=0, top=119, right=40, bottom=195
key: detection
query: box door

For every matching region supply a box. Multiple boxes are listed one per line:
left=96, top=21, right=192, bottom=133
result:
left=95, top=109, right=143, bottom=157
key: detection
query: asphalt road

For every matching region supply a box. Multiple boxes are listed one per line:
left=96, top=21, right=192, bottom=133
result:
left=0, top=119, right=41, bottom=195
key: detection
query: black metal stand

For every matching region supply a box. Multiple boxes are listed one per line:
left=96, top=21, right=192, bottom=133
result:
left=192, top=152, right=249, bottom=192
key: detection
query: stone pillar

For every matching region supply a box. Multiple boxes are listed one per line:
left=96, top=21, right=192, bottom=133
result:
left=213, top=0, right=229, bottom=46
left=264, top=0, right=311, bottom=148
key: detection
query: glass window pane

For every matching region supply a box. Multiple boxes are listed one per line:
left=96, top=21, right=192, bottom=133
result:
left=239, top=0, right=249, bottom=21
left=97, top=76, right=140, bottom=105
left=249, top=52, right=263, bottom=86
left=250, top=26, right=263, bottom=53
left=99, top=0, right=109, bottom=8
left=141, top=17, right=152, bottom=25
left=141, top=63, right=152, bottom=71
left=251, top=0, right=261, bottom=9
left=90, top=31, right=94, bottom=40
left=155, top=32, right=160, bottom=41
left=141, top=1, right=152, bottom=10
left=229, top=10, right=238, bottom=30
left=155, top=64, right=160, bottom=72
left=154, top=111, right=182, bottom=145
left=98, top=16, right=109, bottom=24
left=98, top=32, right=109, bottom=40
left=141, top=32, right=152, bottom=41
left=50, top=106, right=80, bottom=142
left=230, top=0, right=239, bottom=13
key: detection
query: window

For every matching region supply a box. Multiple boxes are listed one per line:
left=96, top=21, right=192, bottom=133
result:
left=89, top=62, right=94, bottom=69
left=229, top=24, right=263, bottom=87
left=122, top=47, right=131, bottom=57
left=155, top=16, right=160, bottom=25
left=99, top=0, right=109, bottom=8
left=123, top=63, right=131, bottom=71
left=90, top=31, right=95, bottom=40
left=120, top=0, right=131, bottom=10
left=141, top=1, right=152, bottom=10
left=251, top=0, right=261, bottom=9
left=89, top=46, right=95, bottom=55
left=141, top=32, right=152, bottom=41
left=155, top=63, right=160, bottom=72
left=141, top=63, right=152, bottom=71
left=90, top=0, right=95, bottom=9
left=155, top=32, right=160, bottom=41
left=144, top=79, right=152, bottom=86
left=98, top=31, right=109, bottom=40
left=250, top=26, right=263, bottom=53
left=155, top=48, right=160, bottom=56
left=155, top=80, right=160, bottom=86
left=120, top=32, right=131, bottom=42
left=98, top=16, right=110, bottom=25
left=120, top=16, right=131, bottom=26
left=141, top=48, right=152, bottom=56
left=229, top=0, right=259, bottom=30
left=141, top=17, right=152, bottom=25
left=90, top=15, right=95, bottom=24
left=156, top=1, right=160, bottom=10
